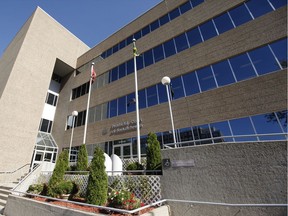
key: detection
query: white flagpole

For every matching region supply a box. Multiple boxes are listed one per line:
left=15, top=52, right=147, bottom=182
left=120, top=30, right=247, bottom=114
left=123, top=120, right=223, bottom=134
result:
left=133, top=39, right=141, bottom=163
left=83, top=62, right=94, bottom=144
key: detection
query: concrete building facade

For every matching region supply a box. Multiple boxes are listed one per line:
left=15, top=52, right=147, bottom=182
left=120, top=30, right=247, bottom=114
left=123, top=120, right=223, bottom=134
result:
left=0, top=0, right=287, bottom=215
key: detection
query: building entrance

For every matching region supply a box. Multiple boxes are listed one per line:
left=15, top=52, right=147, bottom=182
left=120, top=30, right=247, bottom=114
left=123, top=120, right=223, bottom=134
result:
left=113, top=143, right=132, bottom=159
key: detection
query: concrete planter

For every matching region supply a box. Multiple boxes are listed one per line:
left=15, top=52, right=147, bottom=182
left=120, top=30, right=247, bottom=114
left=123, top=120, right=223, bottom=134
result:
left=4, top=194, right=170, bottom=216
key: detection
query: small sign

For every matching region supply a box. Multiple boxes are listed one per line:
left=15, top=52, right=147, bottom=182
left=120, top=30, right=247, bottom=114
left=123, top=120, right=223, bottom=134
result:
left=162, top=159, right=195, bottom=168
left=162, top=159, right=171, bottom=168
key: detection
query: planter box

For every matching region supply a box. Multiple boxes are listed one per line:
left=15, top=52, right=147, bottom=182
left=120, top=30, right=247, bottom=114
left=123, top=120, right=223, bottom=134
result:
left=4, top=194, right=170, bottom=216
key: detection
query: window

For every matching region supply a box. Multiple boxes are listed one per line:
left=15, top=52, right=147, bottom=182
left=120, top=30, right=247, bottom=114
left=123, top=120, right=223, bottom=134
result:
left=246, top=0, right=273, bottom=18
left=163, top=39, right=176, bottom=58
left=46, top=93, right=58, bottom=106
left=71, top=82, right=89, bottom=100
left=174, top=33, right=189, bottom=53
left=269, top=38, right=287, bottom=69
left=199, top=20, right=218, bottom=41
left=119, top=40, right=126, bottom=49
left=179, top=1, right=192, bottom=14
left=170, top=77, right=185, bottom=99
left=139, top=89, right=147, bottom=109
left=229, top=117, right=257, bottom=141
left=269, top=0, right=287, bottom=9
left=229, top=53, right=257, bottom=81
left=186, top=27, right=203, bottom=47
left=251, top=113, right=285, bottom=140
left=179, top=127, right=194, bottom=144
left=133, top=30, right=142, bottom=40
left=111, top=67, right=118, bottom=82
left=109, top=99, right=117, bottom=118
left=144, top=49, right=154, bottom=67
left=196, top=66, right=217, bottom=92
left=141, top=25, right=150, bottom=37
left=88, top=107, right=95, bottom=123
left=229, top=4, right=253, bottom=27
left=153, top=44, right=165, bottom=63
left=127, top=93, right=136, bottom=113
left=118, top=96, right=127, bottom=116
left=276, top=110, right=287, bottom=132
left=182, top=72, right=200, bottom=96
left=39, top=118, right=52, bottom=133
left=213, top=12, right=235, bottom=34
left=159, top=14, right=170, bottom=26
left=212, top=60, right=236, bottom=87
left=157, top=83, right=168, bottom=103
left=112, top=44, right=119, bottom=53
left=146, top=86, right=158, bottom=107
left=248, top=46, right=280, bottom=75
left=210, top=121, right=234, bottom=142
left=191, top=0, right=204, bottom=7
left=95, top=105, right=102, bottom=121
left=126, top=59, right=134, bottom=75
left=136, top=56, right=144, bottom=70
left=150, top=20, right=160, bottom=31
left=169, top=7, right=180, bottom=20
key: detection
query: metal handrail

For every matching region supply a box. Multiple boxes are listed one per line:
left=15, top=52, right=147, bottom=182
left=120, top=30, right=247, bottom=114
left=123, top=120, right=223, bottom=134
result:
left=0, top=163, right=30, bottom=174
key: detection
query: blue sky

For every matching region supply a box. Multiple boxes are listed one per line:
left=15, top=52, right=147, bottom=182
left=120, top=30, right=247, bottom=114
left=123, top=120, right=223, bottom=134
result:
left=0, top=0, right=162, bottom=57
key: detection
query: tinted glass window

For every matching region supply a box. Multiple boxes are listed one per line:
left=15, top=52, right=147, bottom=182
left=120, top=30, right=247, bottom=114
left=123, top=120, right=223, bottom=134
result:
left=134, top=30, right=142, bottom=40
left=144, top=49, right=154, bottom=67
left=248, top=46, right=280, bottom=75
left=229, top=53, right=257, bottom=81
left=112, top=44, right=119, bottom=53
left=163, top=39, right=176, bottom=58
left=150, top=20, right=160, bottom=31
left=136, top=55, right=144, bottom=70
left=195, top=124, right=212, bottom=144
left=146, top=85, right=158, bottom=107
left=213, top=12, right=235, bottom=34
left=229, top=117, right=257, bottom=141
left=126, top=59, right=134, bottom=75
left=109, top=99, right=117, bottom=118
left=47, top=93, right=55, bottom=106
left=210, top=121, right=234, bottom=142
left=139, top=89, right=147, bottom=109
left=182, top=72, right=200, bottom=96
left=40, top=119, right=49, bottom=132
left=179, top=127, right=193, bottom=142
left=126, top=36, right=133, bottom=46
left=153, top=44, right=165, bottom=63
left=158, top=83, right=168, bottom=103
left=180, top=1, right=192, bottom=14
left=246, top=0, right=272, bottom=18
left=159, top=14, right=170, bottom=26
left=276, top=110, right=287, bottom=132
left=199, top=20, right=218, bottom=41
left=270, top=38, right=287, bottom=69
left=141, top=25, right=150, bottom=37
left=229, top=4, right=253, bottom=26
left=174, top=33, right=189, bottom=52
left=127, top=93, right=136, bottom=113
left=197, top=66, right=217, bottom=92
left=169, top=7, right=180, bottom=20
left=119, top=40, right=126, bottom=49
left=100, top=51, right=106, bottom=59
left=118, top=96, right=126, bottom=116
left=95, top=105, right=102, bottom=121
left=171, top=77, right=185, bottom=99
left=118, top=63, right=126, bottom=79
left=106, top=48, right=112, bottom=57
left=111, top=67, right=118, bottom=81
left=212, top=60, right=236, bottom=86
left=191, top=0, right=204, bottom=7
left=269, top=0, right=287, bottom=9
left=186, top=27, right=203, bottom=47
left=102, top=103, right=109, bottom=119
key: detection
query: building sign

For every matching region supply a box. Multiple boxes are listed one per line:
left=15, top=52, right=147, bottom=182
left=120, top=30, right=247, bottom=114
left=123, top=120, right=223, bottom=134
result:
left=162, top=158, right=195, bottom=168
left=110, top=119, right=143, bottom=135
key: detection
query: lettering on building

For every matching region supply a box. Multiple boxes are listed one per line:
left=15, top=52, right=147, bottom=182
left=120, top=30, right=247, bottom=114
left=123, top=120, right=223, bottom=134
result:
left=110, top=119, right=143, bottom=135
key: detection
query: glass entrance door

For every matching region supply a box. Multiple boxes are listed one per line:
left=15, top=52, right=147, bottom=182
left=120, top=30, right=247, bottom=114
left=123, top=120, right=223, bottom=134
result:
left=113, top=143, right=132, bottom=159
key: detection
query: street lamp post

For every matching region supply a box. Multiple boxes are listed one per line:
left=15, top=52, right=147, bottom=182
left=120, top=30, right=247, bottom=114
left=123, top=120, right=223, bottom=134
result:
left=161, top=76, right=177, bottom=147
left=69, top=111, right=78, bottom=163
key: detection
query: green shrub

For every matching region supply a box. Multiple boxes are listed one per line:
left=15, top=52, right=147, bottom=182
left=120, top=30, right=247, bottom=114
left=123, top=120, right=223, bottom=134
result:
left=126, top=162, right=144, bottom=171
left=47, top=150, right=69, bottom=197
left=76, top=144, right=88, bottom=171
left=86, top=147, right=108, bottom=205
left=27, top=184, right=44, bottom=195
left=53, top=180, right=79, bottom=195
left=146, top=132, right=162, bottom=173
left=107, top=189, right=143, bottom=210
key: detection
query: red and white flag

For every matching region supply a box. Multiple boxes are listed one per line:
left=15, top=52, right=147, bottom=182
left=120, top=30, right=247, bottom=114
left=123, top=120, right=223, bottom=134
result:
left=91, top=63, right=96, bottom=83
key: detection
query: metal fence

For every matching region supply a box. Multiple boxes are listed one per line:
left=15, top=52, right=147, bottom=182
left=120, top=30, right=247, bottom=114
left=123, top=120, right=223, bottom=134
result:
left=38, top=172, right=161, bottom=205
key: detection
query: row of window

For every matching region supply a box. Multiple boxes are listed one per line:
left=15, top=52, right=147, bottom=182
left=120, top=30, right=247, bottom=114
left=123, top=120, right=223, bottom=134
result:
left=99, top=0, right=204, bottom=60
left=45, top=92, right=58, bottom=106
left=74, top=38, right=286, bottom=124
left=39, top=118, right=53, bottom=133
left=76, top=110, right=287, bottom=158
left=73, top=0, right=286, bottom=97
left=71, top=81, right=89, bottom=100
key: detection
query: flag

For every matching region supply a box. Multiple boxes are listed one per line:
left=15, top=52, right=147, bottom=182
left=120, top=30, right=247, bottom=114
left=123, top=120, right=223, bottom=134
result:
left=133, top=42, right=139, bottom=57
left=91, top=63, right=96, bottom=83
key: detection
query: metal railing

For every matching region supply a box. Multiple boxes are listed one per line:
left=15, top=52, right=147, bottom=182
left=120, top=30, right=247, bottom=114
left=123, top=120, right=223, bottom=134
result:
left=0, top=163, right=30, bottom=184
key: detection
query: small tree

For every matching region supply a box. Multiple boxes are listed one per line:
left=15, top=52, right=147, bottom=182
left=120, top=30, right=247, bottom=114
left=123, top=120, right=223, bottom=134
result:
left=47, top=149, right=69, bottom=197
left=146, top=132, right=162, bottom=173
left=86, top=147, right=108, bottom=205
left=76, top=144, right=88, bottom=171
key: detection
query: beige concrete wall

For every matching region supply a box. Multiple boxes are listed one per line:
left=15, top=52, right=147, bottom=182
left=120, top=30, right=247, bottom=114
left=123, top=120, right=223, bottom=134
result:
left=161, top=141, right=287, bottom=216
left=0, top=7, right=89, bottom=172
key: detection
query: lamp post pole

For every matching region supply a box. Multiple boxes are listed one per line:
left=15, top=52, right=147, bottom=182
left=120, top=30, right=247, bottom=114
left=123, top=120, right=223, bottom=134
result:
left=161, top=76, right=177, bottom=147
left=69, top=111, right=78, bottom=163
